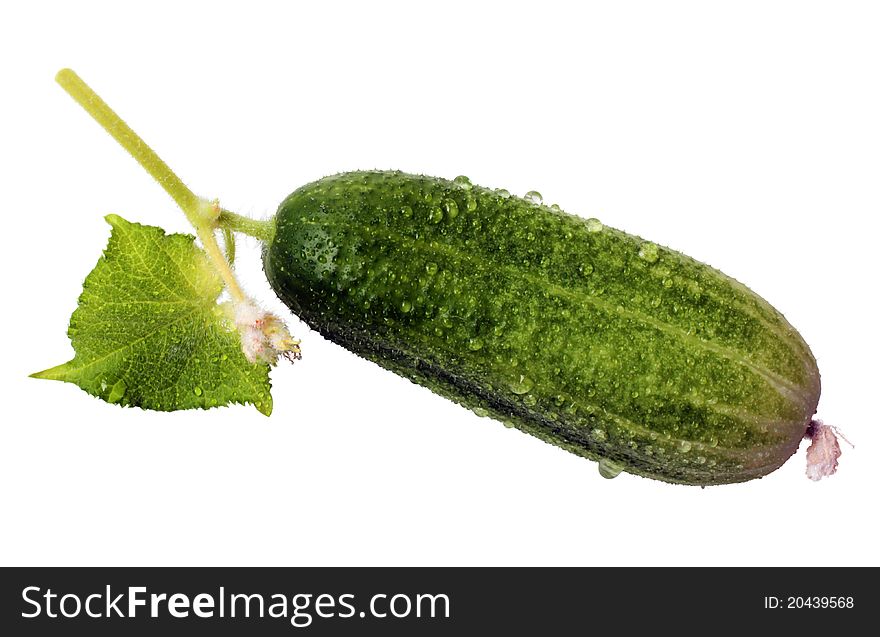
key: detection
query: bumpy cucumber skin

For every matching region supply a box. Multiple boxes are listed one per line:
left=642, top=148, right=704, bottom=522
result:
left=264, top=171, right=820, bottom=485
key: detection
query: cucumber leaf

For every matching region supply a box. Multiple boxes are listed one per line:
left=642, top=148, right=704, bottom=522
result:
left=32, top=214, right=272, bottom=415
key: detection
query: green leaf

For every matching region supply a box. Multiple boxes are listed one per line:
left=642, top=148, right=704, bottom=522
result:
left=32, top=214, right=272, bottom=415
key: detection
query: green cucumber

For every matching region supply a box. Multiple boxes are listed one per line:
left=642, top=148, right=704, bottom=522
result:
left=264, top=171, right=821, bottom=486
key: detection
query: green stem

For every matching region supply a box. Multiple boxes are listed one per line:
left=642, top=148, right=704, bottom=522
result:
left=55, top=69, right=200, bottom=220
left=221, top=227, right=237, bottom=264
left=55, top=68, right=251, bottom=302
left=218, top=209, right=275, bottom=243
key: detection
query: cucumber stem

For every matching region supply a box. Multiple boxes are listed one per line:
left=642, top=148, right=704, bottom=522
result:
left=221, top=227, right=237, bottom=264
left=55, top=69, right=199, bottom=217
left=218, top=209, right=275, bottom=243
left=55, top=68, right=248, bottom=302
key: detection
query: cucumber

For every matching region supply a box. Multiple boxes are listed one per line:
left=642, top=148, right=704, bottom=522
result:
left=264, top=170, right=820, bottom=485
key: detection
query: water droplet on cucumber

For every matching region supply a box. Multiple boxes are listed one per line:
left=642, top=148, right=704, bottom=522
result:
left=638, top=242, right=660, bottom=263
left=510, top=375, right=534, bottom=394
left=453, top=175, right=472, bottom=189
left=598, top=458, right=624, bottom=479
left=585, top=218, right=604, bottom=232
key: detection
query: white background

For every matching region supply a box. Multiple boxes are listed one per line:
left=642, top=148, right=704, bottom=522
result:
left=1, top=1, right=878, bottom=566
